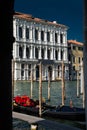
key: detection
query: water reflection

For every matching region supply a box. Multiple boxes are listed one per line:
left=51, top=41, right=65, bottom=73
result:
left=14, top=81, right=83, bottom=108
left=13, top=118, right=52, bottom=130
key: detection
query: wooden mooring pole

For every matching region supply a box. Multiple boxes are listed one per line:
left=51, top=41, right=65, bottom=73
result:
left=48, top=71, right=51, bottom=101
left=77, top=70, right=80, bottom=98
left=61, top=60, right=65, bottom=106
left=80, top=61, right=85, bottom=108
left=39, top=61, right=42, bottom=117
left=31, top=64, right=33, bottom=99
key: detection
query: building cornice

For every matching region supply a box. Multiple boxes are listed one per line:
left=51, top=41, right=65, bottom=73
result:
left=13, top=11, right=69, bottom=30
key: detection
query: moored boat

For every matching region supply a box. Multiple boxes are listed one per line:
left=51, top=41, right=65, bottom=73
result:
left=13, top=95, right=85, bottom=122
left=43, top=105, right=85, bottom=121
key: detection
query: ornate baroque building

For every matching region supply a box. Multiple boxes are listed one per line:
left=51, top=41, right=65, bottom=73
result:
left=13, top=12, right=69, bottom=81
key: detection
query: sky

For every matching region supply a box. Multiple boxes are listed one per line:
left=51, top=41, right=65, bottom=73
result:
left=14, top=0, right=84, bottom=42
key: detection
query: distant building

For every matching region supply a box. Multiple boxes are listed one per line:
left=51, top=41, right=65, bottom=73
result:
left=68, top=40, right=83, bottom=80
left=13, top=12, right=69, bottom=81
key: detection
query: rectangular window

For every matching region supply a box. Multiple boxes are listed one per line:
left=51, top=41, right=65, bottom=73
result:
left=47, top=49, right=50, bottom=59
left=73, top=66, right=75, bottom=71
left=78, top=57, right=80, bottom=63
left=73, top=57, right=75, bottom=63
left=73, top=46, right=76, bottom=50
left=78, top=47, right=83, bottom=51
left=41, top=48, right=44, bottom=59
left=55, top=50, right=58, bottom=60
left=41, top=31, right=44, bottom=41
left=19, top=27, right=22, bottom=38
left=28, top=64, right=31, bottom=77
left=21, top=64, right=24, bottom=76
left=16, top=25, right=17, bottom=37
left=60, top=34, right=63, bottom=43
left=55, top=33, right=57, bottom=43
left=26, top=27, right=29, bottom=39
left=35, top=29, right=38, bottom=40
left=47, top=32, right=50, bottom=42
left=35, top=47, right=38, bottom=59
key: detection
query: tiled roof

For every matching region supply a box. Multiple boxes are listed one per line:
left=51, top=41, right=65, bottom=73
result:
left=13, top=12, right=68, bottom=29
left=67, top=40, right=83, bottom=46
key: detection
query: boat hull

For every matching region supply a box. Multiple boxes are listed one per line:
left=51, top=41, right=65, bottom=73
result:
left=13, top=105, right=85, bottom=122
left=43, top=110, right=85, bottom=121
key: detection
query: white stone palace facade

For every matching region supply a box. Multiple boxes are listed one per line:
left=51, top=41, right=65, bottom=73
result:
left=13, top=12, right=69, bottom=81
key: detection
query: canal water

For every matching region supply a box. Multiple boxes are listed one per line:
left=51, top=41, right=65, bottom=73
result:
left=14, top=81, right=84, bottom=108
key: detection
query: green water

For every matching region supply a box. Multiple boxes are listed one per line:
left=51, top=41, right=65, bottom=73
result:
left=14, top=81, right=83, bottom=108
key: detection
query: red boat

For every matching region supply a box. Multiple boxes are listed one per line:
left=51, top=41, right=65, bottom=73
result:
left=13, top=95, right=37, bottom=107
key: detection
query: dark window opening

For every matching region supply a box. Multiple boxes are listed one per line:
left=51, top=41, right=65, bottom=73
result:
left=78, top=57, right=80, bottom=63
left=35, top=29, right=38, bottom=40
left=47, top=49, right=50, bottom=59
left=61, top=50, right=63, bottom=60
left=47, top=32, right=50, bottom=42
left=36, top=65, right=39, bottom=80
left=41, top=31, right=44, bottom=41
left=19, top=46, right=23, bottom=58
left=55, top=33, right=57, bottom=43
left=26, top=28, right=29, bottom=39
left=55, top=50, right=58, bottom=60
left=73, top=66, right=75, bottom=71
left=35, top=48, right=38, bottom=59
left=19, top=27, right=22, bottom=38
left=73, top=57, right=75, bottom=63
left=26, top=47, right=30, bottom=58
left=60, top=34, right=63, bottom=43
left=21, top=64, right=24, bottom=76
left=28, top=64, right=31, bottom=77
left=41, top=48, right=44, bottom=59
left=73, top=46, right=76, bottom=50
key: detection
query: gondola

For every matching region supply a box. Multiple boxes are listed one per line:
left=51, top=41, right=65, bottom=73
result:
left=13, top=95, right=85, bottom=122
left=43, top=105, right=85, bottom=121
